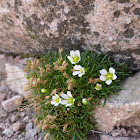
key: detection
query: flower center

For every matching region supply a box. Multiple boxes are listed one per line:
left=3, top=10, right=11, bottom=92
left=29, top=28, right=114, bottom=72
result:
left=106, top=72, right=113, bottom=80
left=72, top=56, right=79, bottom=63
left=55, top=97, right=60, bottom=103
left=67, top=97, right=73, bottom=104
left=80, top=69, right=83, bottom=73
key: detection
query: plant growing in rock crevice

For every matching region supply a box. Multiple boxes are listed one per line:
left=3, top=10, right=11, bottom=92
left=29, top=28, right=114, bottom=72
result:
left=24, top=48, right=131, bottom=140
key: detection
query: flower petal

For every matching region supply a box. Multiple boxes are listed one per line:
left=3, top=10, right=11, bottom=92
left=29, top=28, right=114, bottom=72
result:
left=75, top=50, right=80, bottom=58
left=66, top=103, right=72, bottom=107
left=73, top=99, right=75, bottom=103
left=55, top=94, right=59, bottom=97
left=78, top=73, right=84, bottom=77
left=67, top=91, right=72, bottom=97
left=52, top=96, right=56, bottom=100
left=54, top=103, right=59, bottom=106
left=60, top=100, right=68, bottom=105
left=72, top=71, right=81, bottom=76
left=74, top=65, right=80, bottom=70
left=61, top=93, right=68, bottom=99
left=67, top=56, right=73, bottom=63
left=100, top=69, right=107, bottom=75
left=51, top=101, right=56, bottom=105
left=70, top=50, right=75, bottom=57
left=109, top=67, right=115, bottom=74
left=78, top=57, right=81, bottom=62
left=100, top=75, right=106, bottom=81
left=113, top=74, right=117, bottom=80
left=106, top=80, right=112, bottom=85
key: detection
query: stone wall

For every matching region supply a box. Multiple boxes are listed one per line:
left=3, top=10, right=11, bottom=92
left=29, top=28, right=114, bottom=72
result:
left=0, top=0, right=140, bottom=70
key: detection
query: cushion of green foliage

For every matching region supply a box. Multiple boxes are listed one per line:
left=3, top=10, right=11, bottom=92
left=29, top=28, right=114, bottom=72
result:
left=25, top=48, right=131, bottom=140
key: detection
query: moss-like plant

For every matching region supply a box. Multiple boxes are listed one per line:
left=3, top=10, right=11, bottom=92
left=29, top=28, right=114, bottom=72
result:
left=24, top=48, right=131, bottom=140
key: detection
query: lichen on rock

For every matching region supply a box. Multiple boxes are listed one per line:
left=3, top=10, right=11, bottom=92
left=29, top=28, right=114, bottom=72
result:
left=0, top=0, right=140, bottom=70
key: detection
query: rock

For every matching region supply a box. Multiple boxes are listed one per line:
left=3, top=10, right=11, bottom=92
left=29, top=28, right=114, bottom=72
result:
left=0, top=94, right=5, bottom=103
left=94, top=72, right=140, bottom=133
left=28, top=129, right=38, bottom=137
left=13, top=121, right=25, bottom=132
left=15, top=131, right=22, bottom=135
left=0, top=107, right=7, bottom=118
left=20, top=112, right=26, bottom=117
left=11, top=114, right=19, bottom=123
left=0, top=0, right=140, bottom=70
left=2, top=95, right=23, bottom=112
left=25, top=122, right=33, bottom=131
left=23, top=116, right=30, bottom=123
left=132, top=128, right=139, bottom=134
left=111, top=129, right=122, bottom=137
left=19, top=137, right=25, bottom=140
left=123, top=28, right=134, bottom=38
left=0, top=54, right=13, bottom=72
left=3, top=128, right=14, bottom=137
left=133, top=8, right=140, bottom=16
left=100, top=135, right=130, bottom=140
left=5, top=63, right=31, bottom=98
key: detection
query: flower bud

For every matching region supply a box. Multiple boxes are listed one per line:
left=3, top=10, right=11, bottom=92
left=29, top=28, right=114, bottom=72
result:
left=41, top=89, right=49, bottom=93
left=71, top=79, right=76, bottom=82
left=95, top=83, right=102, bottom=91
left=82, top=98, right=88, bottom=105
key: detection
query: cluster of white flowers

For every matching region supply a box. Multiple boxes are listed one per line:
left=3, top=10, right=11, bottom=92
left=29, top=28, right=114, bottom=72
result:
left=67, top=50, right=86, bottom=77
left=49, top=50, right=117, bottom=107
left=50, top=91, right=75, bottom=107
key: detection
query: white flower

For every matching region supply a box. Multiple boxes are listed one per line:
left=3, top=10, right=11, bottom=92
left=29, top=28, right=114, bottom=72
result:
left=51, top=94, right=61, bottom=106
left=82, top=98, right=88, bottom=105
left=67, top=50, right=81, bottom=64
left=95, top=83, right=102, bottom=91
left=72, top=65, right=85, bottom=77
left=60, top=91, right=75, bottom=107
left=100, top=67, right=117, bottom=85
left=41, top=89, right=48, bottom=93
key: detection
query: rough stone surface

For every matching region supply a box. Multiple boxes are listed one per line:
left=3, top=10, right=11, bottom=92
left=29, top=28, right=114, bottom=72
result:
left=94, top=72, right=140, bottom=133
left=2, top=95, right=23, bottom=112
left=0, top=107, right=7, bottom=118
left=13, top=121, right=25, bottom=131
left=0, top=54, right=13, bottom=72
left=0, top=58, right=43, bottom=140
left=0, top=0, right=140, bottom=70
left=100, top=135, right=132, bottom=140
left=3, top=128, right=14, bottom=138
left=5, top=62, right=31, bottom=98
left=0, top=93, right=5, bottom=103
left=11, top=114, right=19, bottom=123
left=25, top=122, right=33, bottom=131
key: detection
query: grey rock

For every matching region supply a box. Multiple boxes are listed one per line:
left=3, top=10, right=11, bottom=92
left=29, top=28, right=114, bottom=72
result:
left=18, top=134, right=24, bottom=139
left=3, top=128, right=14, bottom=137
left=100, top=135, right=130, bottom=140
left=29, top=128, right=38, bottom=137
left=111, top=129, right=122, bottom=137
left=94, top=72, right=140, bottom=133
left=13, top=121, right=25, bottom=132
left=0, top=0, right=140, bottom=71
left=2, top=95, right=23, bottom=112
left=0, top=93, right=5, bottom=103
left=5, top=63, right=31, bottom=98
left=0, top=54, right=13, bottom=72
left=25, top=122, right=33, bottom=131
left=23, top=116, right=30, bottom=123
left=19, top=137, right=25, bottom=140
left=0, top=107, right=7, bottom=118
left=11, top=114, right=19, bottom=123
left=20, top=112, right=26, bottom=117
